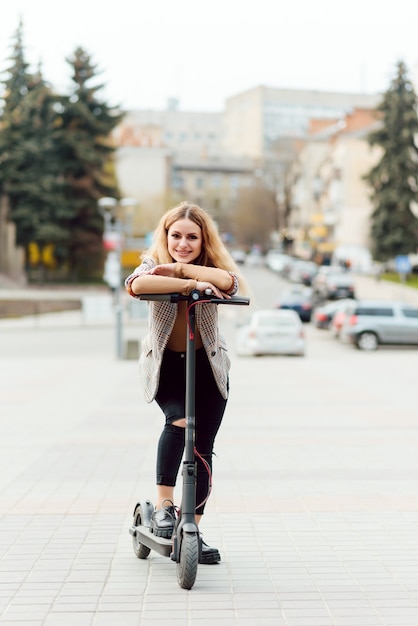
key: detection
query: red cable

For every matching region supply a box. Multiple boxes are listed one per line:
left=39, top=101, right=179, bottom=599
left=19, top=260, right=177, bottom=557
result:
left=194, top=446, right=213, bottom=511
left=186, top=298, right=211, bottom=339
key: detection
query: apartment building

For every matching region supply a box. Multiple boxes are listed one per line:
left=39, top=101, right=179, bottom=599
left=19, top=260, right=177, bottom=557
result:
left=289, top=108, right=381, bottom=268
left=171, top=154, right=254, bottom=230
left=113, top=87, right=381, bottom=255
left=223, top=85, right=379, bottom=159
left=112, top=103, right=254, bottom=233
left=116, top=104, right=223, bottom=157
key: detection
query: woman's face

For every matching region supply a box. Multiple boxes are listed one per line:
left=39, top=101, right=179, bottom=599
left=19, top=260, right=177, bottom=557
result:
left=167, top=218, right=203, bottom=263
left=167, top=218, right=203, bottom=264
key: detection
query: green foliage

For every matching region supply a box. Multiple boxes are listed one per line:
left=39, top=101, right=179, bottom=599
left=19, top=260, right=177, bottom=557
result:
left=383, top=272, right=418, bottom=289
left=0, top=69, right=71, bottom=252
left=364, top=60, right=418, bottom=261
left=57, top=46, right=123, bottom=276
left=0, top=21, right=124, bottom=281
left=0, top=17, right=32, bottom=115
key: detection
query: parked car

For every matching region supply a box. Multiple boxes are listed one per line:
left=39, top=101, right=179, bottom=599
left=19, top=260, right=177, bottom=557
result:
left=313, top=271, right=356, bottom=301
left=236, top=309, right=305, bottom=356
left=330, top=300, right=354, bottom=338
left=265, top=251, right=293, bottom=275
left=288, top=260, right=319, bottom=286
left=311, top=265, right=343, bottom=291
left=312, top=298, right=354, bottom=330
left=280, top=255, right=298, bottom=280
left=276, top=285, right=314, bottom=322
left=340, top=300, right=418, bottom=350
left=230, top=249, right=247, bottom=265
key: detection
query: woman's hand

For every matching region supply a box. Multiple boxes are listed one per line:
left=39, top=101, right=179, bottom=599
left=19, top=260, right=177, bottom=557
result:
left=196, top=281, right=231, bottom=299
left=149, top=263, right=177, bottom=277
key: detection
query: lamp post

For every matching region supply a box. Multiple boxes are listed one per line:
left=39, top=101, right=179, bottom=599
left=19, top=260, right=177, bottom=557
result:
left=98, top=196, right=136, bottom=359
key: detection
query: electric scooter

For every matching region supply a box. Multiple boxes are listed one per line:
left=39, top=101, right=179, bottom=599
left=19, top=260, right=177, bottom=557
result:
left=129, top=289, right=250, bottom=589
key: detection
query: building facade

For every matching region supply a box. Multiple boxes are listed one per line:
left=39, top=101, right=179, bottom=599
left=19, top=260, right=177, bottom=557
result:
left=289, top=108, right=381, bottom=268
left=223, top=85, right=379, bottom=159
left=113, top=87, right=382, bottom=258
left=112, top=104, right=254, bottom=235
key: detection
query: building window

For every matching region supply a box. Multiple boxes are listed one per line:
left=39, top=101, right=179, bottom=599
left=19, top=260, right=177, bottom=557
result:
left=212, top=174, right=221, bottom=188
left=172, top=174, right=184, bottom=189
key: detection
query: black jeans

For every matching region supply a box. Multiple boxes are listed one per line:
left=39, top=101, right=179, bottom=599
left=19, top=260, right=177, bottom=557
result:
left=155, top=348, right=227, bottom=515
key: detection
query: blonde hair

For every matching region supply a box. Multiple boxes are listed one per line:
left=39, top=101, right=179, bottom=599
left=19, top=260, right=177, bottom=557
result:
left=143, top=201, right=248, bottom=292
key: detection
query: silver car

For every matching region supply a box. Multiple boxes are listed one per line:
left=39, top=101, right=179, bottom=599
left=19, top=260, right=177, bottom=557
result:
left=236, top=309, right=305, bottom=356
left=340, top=300, right=418, bottom=350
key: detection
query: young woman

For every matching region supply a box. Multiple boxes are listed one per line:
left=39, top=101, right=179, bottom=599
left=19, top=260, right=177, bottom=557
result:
left=125, top=201, right=245, bottom=564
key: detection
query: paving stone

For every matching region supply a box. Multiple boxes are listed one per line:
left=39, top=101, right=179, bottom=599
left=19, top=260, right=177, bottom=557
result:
left=1, top=281, right=418, bottom=625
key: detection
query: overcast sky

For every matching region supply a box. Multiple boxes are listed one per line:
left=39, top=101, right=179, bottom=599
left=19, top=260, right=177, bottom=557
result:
left=2, top=0, right=418, bottom=112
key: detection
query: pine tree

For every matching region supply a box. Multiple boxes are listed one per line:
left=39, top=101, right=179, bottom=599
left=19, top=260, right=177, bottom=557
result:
left=58, top=46, right=123, bottom=279
left=0, top=26, right=124, bottom=281
left=0, top=18, right=32, bottom=115
left=0, top=20, right=68, bottom=273
left=0, top=18, right=34, bottom=201
left=364, top=60, right=418, bottom=261
left=9, top=70, right=72, bottom=259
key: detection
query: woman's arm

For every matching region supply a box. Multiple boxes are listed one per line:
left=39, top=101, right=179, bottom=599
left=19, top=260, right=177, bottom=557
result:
left=125, top=258, right=237, bottom=298
left=150, top=263, right=236, bottom=293
left=128, top=273, right=197, bottom=296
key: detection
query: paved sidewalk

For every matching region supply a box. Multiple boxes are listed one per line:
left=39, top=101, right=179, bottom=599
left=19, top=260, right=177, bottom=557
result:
left=352, top=274, right=418, bottom=306
left=0, top=278, right=417, bottom=625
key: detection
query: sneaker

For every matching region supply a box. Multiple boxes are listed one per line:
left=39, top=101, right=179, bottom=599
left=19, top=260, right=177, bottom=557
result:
left=199, top=537, right=221, bottom=564
left=150, top=502, right=176, bottom=539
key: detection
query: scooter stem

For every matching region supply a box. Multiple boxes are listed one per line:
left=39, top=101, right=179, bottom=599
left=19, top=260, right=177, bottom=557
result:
left=181, top=293, right=198, bottom=520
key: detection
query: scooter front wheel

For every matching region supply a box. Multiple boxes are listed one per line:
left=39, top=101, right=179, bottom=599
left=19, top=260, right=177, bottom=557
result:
left=177, top=532, right=199, bottom=589
left=132, top=503, right=152, bottom=559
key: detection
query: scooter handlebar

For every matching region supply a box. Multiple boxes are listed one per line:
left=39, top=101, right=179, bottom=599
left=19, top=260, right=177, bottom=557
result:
left=139, top=290, right=250, bottom=306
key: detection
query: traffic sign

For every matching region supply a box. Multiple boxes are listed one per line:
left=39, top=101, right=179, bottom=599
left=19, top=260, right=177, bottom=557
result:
left=395, top=255, right=411, bottom=274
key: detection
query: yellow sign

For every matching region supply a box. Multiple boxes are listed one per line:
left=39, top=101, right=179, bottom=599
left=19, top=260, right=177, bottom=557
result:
left=121, top=250, right=142, bottom=268
left=311, top=213, right=325, bottom=224
left=42, top=244, right=56, bottom=268
left=309, top=225, right=328, bottom=239
left=317, top=242, right=336, bottom=252
left=28, top=242, right=41, bottom=266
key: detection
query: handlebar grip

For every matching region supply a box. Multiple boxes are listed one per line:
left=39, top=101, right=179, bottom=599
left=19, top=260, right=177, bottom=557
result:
left=138, top=293, right=179, bottom=302
left=210, top=296, right=250, bottom=306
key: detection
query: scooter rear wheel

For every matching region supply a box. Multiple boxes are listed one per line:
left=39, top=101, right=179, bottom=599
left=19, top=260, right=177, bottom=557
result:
left=132, top=505, right=151, bottom=559
left=177, top=532, right=199, bottom=589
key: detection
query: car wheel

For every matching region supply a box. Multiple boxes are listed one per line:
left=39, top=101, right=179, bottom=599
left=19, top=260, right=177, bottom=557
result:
left=356, top=331, right=378, bottom=351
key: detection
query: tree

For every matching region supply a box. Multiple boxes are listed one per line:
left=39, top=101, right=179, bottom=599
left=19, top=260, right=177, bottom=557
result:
left=230, top=185, right=277, bottom=250
left=0, top=26, right=124, bottom=281
left=0, top=18, right=32, bottom=116
left=364, top=60, right=418, bottom=261
left=58, top=46, right=123, bottom=279
left=0, top=20, right=68, bottom=274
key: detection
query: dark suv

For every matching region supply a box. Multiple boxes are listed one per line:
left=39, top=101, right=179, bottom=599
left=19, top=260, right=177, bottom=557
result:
left=340, top=300, right=418, bottom=350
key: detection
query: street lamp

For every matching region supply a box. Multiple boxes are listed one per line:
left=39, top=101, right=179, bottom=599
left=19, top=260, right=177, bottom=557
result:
left=98, top=196, right=137, bottom=359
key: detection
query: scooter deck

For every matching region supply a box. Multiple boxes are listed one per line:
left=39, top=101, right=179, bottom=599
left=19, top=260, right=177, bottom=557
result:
left=129, top=524, right=172, bottom=558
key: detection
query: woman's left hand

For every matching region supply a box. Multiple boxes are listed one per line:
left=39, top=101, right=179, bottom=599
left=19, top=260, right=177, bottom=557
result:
left=196, top=281, right=231, bottom=299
